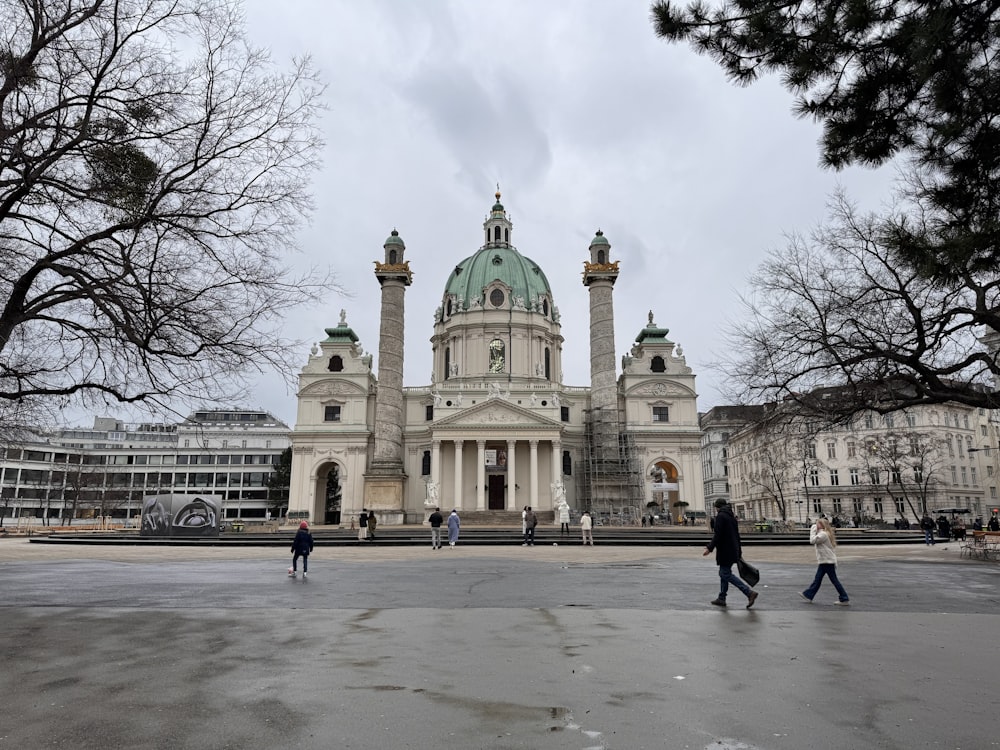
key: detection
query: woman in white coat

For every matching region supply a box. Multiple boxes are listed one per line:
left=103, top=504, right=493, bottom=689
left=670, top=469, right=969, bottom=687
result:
left=800, top=517, right=850, bottom=605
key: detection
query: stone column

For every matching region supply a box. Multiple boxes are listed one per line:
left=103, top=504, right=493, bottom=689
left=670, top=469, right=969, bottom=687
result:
left=529, top=439, right=539, bottom=509
left=506, top=439, right=517, bottom=509
left=583, top=230, right=620, bottom=463
left=477, top=440, right=487, bottom=511
left=431, top=440, right=441, bottom=487
left=552, top=439, right=561, bottom=486
left=365, top=230, right=412, bottom=521
left=453, top=440, right=464, bottom=510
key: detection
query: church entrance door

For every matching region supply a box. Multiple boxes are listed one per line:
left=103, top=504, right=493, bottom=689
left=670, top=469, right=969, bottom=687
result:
left=488, top=475, right=505, bottom=510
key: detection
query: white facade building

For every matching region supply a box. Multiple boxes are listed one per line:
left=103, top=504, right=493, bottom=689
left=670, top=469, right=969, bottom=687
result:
left=727, top=400, right=1000, bottom=525
left=288, top=193, right=705, bottom=525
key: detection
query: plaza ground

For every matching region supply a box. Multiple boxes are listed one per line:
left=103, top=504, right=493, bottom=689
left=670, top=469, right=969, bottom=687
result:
left=1, top=537, right=997, bottom=749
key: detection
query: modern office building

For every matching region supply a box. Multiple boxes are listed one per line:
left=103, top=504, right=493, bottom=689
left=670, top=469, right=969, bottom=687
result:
left=0, top=409, right=290, bottom=524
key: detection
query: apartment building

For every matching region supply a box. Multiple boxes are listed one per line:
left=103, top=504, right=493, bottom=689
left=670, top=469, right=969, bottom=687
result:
left=726, top=400, right=1000, bottom=524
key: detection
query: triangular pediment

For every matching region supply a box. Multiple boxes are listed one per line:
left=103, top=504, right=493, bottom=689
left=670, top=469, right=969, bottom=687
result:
left=434, top=398, right=562, bottom=429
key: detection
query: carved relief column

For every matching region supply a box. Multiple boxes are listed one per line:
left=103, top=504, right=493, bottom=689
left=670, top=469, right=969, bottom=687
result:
left=529, top=439, right=539, bottom=509
left=453, top=440, right=464, bottom=509
left=506, top=439, right=517, bottom=509
left=365, top=229, right=413, bottom=523
left=477, top=440, right=487, bottom=511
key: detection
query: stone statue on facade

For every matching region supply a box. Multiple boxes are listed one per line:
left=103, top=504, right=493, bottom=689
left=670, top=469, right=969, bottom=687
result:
left=424, top=480, right=439, bottom=508
left=551, top=480, right=566, bottom=507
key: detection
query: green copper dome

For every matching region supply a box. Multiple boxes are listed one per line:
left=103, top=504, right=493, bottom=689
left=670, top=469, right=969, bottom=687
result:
left=444, top=246, right=553, bottom=309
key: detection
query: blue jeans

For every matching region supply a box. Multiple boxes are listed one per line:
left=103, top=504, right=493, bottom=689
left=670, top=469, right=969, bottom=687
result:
left=923, top=529, right=935, bottom=545
left=292, top=552, right=308, bottom=573
left=718, top=563, right=752, bottom=601
left=803, top=563, right=849, bottom=602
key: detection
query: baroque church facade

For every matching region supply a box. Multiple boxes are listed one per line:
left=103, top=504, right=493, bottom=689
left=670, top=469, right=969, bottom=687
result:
left=287, top=194, right=704, bottom=525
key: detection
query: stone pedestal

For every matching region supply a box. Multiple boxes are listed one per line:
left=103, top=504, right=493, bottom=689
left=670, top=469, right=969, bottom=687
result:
left=363, top=471, right=406, bottom=518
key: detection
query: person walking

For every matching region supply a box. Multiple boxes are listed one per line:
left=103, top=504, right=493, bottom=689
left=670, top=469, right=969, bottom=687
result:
left=358, top=509, right=368, bottom=541
left=581, top=510, right=593, bottom=546
left=919, top=513, right=936, bottom=545
left=521, top=506, right=528, bottom=536
left=367, top=510, right=377, bottom=541
left=288, top=520, right=314, bottom=579
left=447, top=509, right=461, bottom=547
left=703, top=498, right=758, bottom=609
left=523, top=506, right=537, bottom=546
left=800, top=517, right=850, bottom=605
left=428, top=507, right=443, bottom=550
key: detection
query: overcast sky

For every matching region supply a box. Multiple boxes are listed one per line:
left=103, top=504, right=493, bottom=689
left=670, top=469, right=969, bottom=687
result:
left=230, top=0, right=897, bottom=428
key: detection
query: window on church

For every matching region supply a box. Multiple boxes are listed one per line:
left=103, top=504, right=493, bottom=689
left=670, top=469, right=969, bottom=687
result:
left=504, top=228, right=509, bottom=242
left=324, top=406, right=341, bottom=422
left=494, top=226, right=501, bottom=242
left=489, top=338, right=505, bottom=373
left=421, top=451, right=431, bottom=476
left=561, top=406, right=569, bottom=422
left=444, top=347, right=450, bottom=380
left=652, top=406, right=669, bottom=423
left=490, top=288, right=505, bottom=307
left=544, top=348, right=551, bottom=380
left=597, top=249, right=605, bottom=264
left=328, top=355, right=343, bottom=372
left=562, top=450, right=572, bottom=476
left=651, top=356, right=666, bottom=373
left=446, top=299, right=452, bottom=316
left=426, top=405, right=433, bottom=421
left=543, top=299, right=549, bottom=316
left=388, top=249, right=397, bottom=264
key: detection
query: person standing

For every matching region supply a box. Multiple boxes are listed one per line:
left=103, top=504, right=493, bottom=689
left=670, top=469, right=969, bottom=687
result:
left=358, top=509, right=368, bottom=542
left=288, top=521, right=314, bottom=578
left=989, top=514, right=1000, bottom=532
left=521, top=506, right=528, bottom=536
left=581, top=510, right=593, bottom=546
left=447, top=509, right=461, bottom=547
left=523, top=506, right=537, bottom=546
left=557, top=499, right=570, bottom=536
left=919, top=513, right=936, bottom=545
left=703, top=498, right=758, bottom=609
left=428, top=507, right=443, bottom=550
left=367, top=510, right=377, bottom=541
left=800, top=517, right=850, bottom=605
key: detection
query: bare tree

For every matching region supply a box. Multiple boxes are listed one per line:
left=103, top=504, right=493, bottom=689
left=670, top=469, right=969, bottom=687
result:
left=721, top=193, right=1000, bottom=420
left=0, top=0, right=329, bottom=434
left=740, top=423, right=800, bottom=521
left=859, top=430, right=945, bottom=520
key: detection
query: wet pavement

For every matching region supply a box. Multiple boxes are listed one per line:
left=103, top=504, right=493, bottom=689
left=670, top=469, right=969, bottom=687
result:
left=1, top=538, right=998, bottom=749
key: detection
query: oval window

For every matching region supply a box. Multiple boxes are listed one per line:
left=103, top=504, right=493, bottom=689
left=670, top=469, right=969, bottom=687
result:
left=490, top=289, right=505, bottom=307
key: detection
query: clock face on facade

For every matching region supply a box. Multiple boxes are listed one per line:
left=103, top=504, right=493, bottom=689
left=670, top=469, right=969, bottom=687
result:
left=490, top=288, right=505, bottom=307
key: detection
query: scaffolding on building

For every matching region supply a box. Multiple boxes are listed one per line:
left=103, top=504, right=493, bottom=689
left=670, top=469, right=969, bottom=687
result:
left=578, top=406, right=645, bottom=525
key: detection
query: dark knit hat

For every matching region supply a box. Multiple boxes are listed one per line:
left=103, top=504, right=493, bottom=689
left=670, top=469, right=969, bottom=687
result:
left=714, top=498, right=729, bottom=509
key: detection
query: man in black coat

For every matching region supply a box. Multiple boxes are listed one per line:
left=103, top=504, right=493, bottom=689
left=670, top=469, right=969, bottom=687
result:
left=428, top=507, right=444, bottom=550
left=703, top=499, right=758, bottom=609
